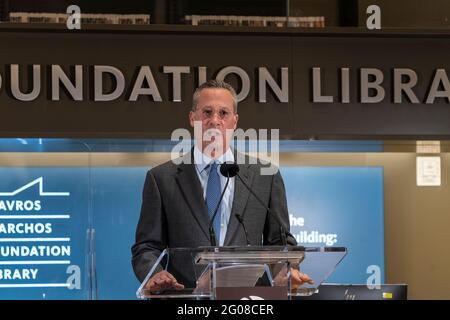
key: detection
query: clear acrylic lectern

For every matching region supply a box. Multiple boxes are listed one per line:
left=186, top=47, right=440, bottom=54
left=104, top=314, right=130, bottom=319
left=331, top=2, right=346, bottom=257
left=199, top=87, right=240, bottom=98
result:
left=136, top=246, right=346, bottom=300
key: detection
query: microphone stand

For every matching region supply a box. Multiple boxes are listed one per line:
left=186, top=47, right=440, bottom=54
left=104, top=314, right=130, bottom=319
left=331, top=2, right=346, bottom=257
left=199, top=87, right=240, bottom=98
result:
left=234, top=173, right=289, bottom=246
left=208, top=172, right=230, bottom=247
left=235, top=213, right=250, bottom=246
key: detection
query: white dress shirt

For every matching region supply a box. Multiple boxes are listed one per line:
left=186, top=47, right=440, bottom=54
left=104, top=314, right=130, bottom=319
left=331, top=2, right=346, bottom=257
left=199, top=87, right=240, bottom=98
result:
left=194, top=146, right=235, bottom=246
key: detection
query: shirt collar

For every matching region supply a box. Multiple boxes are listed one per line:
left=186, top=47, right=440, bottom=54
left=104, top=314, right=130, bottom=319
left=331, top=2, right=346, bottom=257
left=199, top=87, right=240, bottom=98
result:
left=194, top=146, right=235, bottom=173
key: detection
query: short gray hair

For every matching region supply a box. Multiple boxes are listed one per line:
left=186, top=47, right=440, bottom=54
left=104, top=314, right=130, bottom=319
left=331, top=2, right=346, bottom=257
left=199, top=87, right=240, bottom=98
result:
left=192, top=79, right=238, bottom=112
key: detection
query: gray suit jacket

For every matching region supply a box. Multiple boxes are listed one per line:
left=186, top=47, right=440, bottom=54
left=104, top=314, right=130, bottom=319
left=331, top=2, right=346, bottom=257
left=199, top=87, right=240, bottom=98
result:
left=131, top=151, right=296, bottom=286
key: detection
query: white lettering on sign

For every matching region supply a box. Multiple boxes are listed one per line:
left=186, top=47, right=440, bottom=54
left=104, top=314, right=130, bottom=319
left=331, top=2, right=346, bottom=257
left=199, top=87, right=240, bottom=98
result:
left=0, top=200, right=41, bottom=212
left=0, top=268, right=38, bottom=280
left=0, top=223, right=52, bottom=234
left=2, top=65, right=289, bottom=103
left=0, top=177, right=75, bottom=290
left=312, top=67, right=450, bottom=104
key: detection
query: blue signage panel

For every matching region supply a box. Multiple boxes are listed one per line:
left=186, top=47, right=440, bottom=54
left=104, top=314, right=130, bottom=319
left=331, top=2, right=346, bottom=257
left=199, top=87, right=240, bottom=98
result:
left=91, top=168, right=144, bottom=299
left=0, top=168, right=89, bottom=299
left=0, top=165, right=384, bottom=299
left=282, top=167, right=385, bottom=284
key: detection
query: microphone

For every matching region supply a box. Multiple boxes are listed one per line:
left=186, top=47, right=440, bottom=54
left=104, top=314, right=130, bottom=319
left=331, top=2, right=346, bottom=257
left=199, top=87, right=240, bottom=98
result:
left=235, top=213, right=250, bottom=246
left=208, top=164, right=231, bottom=247
left=219, top=162, right=239, bottom=178
left=220, top=162, right=293, bottom=246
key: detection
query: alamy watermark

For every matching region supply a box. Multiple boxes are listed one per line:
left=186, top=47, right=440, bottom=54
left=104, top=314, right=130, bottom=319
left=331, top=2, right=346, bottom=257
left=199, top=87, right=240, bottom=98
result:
left=66, top=5, right=81, bottom=30
left=170, top=121, right=280, bottom=175
left=366, top=5, right=381, bottom=30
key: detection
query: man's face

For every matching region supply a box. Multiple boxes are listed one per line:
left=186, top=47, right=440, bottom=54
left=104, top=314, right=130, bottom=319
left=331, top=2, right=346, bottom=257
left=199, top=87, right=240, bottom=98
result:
left=189, top=88, right=238, bottom=157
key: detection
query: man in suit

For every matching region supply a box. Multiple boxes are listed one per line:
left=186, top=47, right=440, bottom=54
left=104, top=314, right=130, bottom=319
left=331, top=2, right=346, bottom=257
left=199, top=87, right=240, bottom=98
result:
left=131, top=80, right=312, bottom=293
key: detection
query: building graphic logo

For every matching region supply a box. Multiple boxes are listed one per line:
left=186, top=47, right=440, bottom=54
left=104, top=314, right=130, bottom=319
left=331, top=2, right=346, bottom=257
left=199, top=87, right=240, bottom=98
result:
left=0, top=177, right=70, bottom=197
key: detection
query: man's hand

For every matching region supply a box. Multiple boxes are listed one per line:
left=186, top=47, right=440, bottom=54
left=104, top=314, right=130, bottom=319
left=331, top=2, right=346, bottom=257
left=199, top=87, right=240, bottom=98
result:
left=290, top=268, right=314, bottom=290
left=145, top=270, right=185, bottom=293
left=273, top=266, right=314, bottom=290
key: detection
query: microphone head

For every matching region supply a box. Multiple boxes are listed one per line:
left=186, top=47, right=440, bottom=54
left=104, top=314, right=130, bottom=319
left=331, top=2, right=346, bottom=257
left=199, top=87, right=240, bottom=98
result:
left=220, top=162, right=239, bottom=177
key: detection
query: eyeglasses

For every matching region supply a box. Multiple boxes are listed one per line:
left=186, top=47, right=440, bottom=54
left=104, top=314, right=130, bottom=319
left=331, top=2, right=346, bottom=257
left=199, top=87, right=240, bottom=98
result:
left=197, top=107, right=235, bottom=120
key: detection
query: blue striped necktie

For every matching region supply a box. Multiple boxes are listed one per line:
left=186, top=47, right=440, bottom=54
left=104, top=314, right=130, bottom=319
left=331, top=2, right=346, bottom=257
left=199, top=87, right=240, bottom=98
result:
left=206, top=161, right=221, bottom=244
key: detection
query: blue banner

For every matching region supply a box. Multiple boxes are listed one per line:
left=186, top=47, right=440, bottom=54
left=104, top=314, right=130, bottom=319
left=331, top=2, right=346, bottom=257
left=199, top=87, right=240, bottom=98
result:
left=0, top=166, right=384, bottom=299
left=282, top=167, right=385, bottom=284
left=0, top=168, right=89, bottom=299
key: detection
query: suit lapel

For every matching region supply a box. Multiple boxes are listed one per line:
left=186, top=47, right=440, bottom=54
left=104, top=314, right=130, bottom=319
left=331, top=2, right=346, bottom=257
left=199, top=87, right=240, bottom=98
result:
left=224, top=162, right=253, bottom=246
left=175, top=152, right=211, bottom=240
